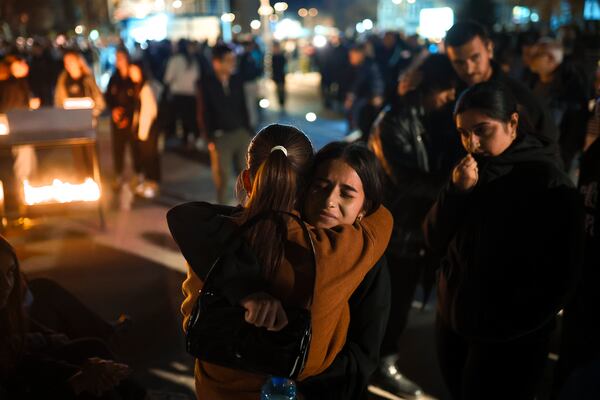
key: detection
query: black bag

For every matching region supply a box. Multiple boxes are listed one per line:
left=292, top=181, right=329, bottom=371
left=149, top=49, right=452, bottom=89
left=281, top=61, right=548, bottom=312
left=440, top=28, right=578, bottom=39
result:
left=185, top=211, right=314, bottom=379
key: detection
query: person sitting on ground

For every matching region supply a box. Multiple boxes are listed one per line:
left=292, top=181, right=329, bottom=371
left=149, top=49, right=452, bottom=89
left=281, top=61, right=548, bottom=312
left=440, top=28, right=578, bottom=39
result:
left=0, top=234, right=143, bottom=399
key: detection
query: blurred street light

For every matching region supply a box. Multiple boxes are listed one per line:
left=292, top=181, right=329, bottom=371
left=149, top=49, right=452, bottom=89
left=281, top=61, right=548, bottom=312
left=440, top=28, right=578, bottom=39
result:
left=407, top=0, right=416, bottom=3
left=298, top=8, right=308, bottom=17
left=313, top=35, right=327, bottom=47
left=258, top=4, right=274, bottom=15
left=89, top=30, right=99, bottom=41
left=305, top=112, right=317, bottom=122
left=274, top=2, right=288, bottom=12
left=221, top=13, right=235, bottom=22
left=393, top=0, right=403, bottom=3
left=172, top=0, right=182, bottom=9
left=308, top=8, right=318, bottom=17
left=250, top=19, right=262, bottom=29
left=362, top=19, right=373, bottom=30
left=75, top=25, right=85, bottom=34
left=259, top=99, right=270, bottom=108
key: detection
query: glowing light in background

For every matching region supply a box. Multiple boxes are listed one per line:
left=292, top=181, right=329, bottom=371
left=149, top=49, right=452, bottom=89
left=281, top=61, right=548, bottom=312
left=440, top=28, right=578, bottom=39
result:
left=259, top=99, right=270, bottom=109
left=298, top=8, right=308, bottom=17
left=172, top=0, right=182, bottom=9
left=23, top=178, right=101, bottom=205
left=274, top=2, right=288, bottom=12
left=75, top=25, right=84, bottom=34
left=250, top=19, right=261, bottom=29
left=393, top=0, right=403, bottom=4
left=530, top=12, right=540, bottom=22
left=274, top=18, right=304, bottom=40
left=313, top=35, right=327, bottom=48
left=305, top=112, right=317, bottom=122
left=419, top=7, right=454, bottom=40
left=308, top=8, right=318, bottom=17
left=221, top=13, right=235, bottom=23
left=356, top=22, right=365, bottom=33
left=129, top=13, right=169, bottom=42
left=89, top=29, right=99, bottom=41
left=362, top=19, right=373, bottom=30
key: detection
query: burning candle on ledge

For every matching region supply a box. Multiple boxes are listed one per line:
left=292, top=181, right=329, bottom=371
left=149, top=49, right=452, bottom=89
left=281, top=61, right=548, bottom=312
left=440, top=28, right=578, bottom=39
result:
left=23, top=178, right=101, bottom=205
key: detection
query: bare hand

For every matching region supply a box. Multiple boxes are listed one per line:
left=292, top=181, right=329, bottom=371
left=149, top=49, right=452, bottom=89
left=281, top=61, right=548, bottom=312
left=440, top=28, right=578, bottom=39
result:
left=240, top=292, right=288, bottom=332
left=29, top=97, right=41, bottom=110
left=452, top=154, right=479, bottom=192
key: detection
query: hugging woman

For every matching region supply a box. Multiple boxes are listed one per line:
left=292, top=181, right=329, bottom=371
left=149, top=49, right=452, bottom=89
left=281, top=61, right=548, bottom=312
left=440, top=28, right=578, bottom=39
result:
left=167, top=124, right=392, bottom=399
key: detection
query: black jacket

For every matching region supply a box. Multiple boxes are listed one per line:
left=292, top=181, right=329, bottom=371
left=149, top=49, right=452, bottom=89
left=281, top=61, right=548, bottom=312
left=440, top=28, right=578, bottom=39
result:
left=532, top=62, right=590, bottom=168
left=105, top=72, right=136, bottom=128
left=0, top=77, right=30, bottom=113
left=370, top=95, right=462, bottom=258
left=298, top=257, right=391, bottom=400
left=347, top=59, right=385, bottom=100
left=424, top=134, right=583, bottom=342
left=200, top=73, right=250, bottom=137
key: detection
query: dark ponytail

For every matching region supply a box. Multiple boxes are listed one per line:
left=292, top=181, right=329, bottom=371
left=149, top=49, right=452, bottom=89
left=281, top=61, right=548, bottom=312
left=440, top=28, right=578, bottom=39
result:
left=236, top=124, right=314, bottom=279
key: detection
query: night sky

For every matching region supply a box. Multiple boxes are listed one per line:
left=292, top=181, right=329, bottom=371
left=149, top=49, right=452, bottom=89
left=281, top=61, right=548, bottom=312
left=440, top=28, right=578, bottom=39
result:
left=285, top=0, right=327, bottom=11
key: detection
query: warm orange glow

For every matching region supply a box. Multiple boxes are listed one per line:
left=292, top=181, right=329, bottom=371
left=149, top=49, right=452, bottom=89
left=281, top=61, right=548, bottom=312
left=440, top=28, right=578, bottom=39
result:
left=63, top=97, right=95, bottom=110
left=23, top=178, right=101, bottom=205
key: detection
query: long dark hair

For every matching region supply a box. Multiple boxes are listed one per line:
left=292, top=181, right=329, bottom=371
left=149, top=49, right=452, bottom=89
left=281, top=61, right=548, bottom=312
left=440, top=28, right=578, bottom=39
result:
left=0, top=236, right=25, bottom=374
left=310, top=142, right=384, bottom=216
left=236, top=124, right=314, bottom=279
left=454, top=80, right=534, bottom=137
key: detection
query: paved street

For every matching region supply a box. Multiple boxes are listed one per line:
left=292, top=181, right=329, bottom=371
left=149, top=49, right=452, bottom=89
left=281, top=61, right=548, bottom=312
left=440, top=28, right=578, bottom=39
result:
left=5, top=72, right=451, bottom=400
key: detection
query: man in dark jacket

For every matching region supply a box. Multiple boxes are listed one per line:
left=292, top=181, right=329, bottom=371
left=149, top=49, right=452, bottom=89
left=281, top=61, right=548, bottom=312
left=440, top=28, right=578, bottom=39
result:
left=368, top=53, right=461, bottom=398
left=271, top=41, right=287, bottom=110
left=199, top=44, right=251, bottom=204
left=529, top=38, right=590, bottom=171
left=445, top=21, right=559, bottom=144
left=343, top=43, right=385, bottom=140
left=105, top=48, right=139, bottom=186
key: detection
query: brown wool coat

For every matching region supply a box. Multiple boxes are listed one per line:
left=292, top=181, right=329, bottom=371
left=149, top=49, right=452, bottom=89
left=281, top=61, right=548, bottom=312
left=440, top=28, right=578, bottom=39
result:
left=180, top=206, right=393, bottom=400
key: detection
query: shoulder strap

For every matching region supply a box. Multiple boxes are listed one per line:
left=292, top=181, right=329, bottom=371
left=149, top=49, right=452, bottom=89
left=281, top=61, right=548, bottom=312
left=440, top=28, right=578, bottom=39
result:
left=203, top=211, right=317, bottom=295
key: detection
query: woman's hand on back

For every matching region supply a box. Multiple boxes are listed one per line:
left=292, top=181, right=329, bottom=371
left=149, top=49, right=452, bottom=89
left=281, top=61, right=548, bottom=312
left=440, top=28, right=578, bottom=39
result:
left=452, top=154, right=479, bottom=192
left=240, top=292, right=288, bottom=332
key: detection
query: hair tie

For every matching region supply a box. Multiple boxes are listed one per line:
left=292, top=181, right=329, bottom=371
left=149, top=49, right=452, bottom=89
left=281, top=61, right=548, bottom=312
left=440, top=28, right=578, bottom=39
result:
left=270, top=145, right=288, bottom=157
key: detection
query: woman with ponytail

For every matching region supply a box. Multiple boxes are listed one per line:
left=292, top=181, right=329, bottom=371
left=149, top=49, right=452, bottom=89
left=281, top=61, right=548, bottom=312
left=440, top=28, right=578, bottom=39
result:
left=167, top=124, right=393, bottom=399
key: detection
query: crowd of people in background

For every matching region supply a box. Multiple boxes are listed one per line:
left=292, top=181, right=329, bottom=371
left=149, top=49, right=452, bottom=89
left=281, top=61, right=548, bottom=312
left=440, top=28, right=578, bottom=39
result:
left=1, top=17, right=600, bottom=400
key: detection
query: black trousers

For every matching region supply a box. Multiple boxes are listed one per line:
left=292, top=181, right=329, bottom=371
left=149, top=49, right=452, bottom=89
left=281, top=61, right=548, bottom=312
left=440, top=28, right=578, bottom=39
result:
left=28, top=278, right=115, bottom=342
left=111, top=125, right=141, bottom=177
left=172, top=94, right=198, bottom=139
left=379, top=253, right=421, bottom=356
left=436, top=315, right=553, bottom=400
left=136, top=124, right=161, bottom=182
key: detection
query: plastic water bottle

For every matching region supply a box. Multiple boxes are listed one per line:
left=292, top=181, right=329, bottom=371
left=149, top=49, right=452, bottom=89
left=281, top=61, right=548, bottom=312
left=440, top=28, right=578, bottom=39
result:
left=260, top=376, right=296, bottom=400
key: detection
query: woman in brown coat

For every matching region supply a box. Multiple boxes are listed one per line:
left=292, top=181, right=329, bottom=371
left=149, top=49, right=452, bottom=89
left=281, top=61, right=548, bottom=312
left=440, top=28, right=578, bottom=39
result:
left=168, top=124, right=392, bottom=399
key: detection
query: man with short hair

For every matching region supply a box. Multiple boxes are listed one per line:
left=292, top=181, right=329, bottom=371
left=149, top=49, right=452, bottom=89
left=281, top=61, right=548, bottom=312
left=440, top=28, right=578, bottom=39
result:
left=343, top=43, right=385, bottom=141
left=529, top=37, right=589, bottom=171
left=199, top=44, right=251, bottom=204
left=445, top=21, right=559, bottom=143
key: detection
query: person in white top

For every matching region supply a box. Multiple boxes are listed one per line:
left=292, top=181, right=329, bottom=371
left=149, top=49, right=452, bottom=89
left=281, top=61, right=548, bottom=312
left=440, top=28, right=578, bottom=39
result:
left=163, top=39, right=200, bottom=147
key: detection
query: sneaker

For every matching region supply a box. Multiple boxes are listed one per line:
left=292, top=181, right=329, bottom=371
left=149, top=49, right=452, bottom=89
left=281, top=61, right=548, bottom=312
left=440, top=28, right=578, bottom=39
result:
left=369, top=355, right=423, bottom=399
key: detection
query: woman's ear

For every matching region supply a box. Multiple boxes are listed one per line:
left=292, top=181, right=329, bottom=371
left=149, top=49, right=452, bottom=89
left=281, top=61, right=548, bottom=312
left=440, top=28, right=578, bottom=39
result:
left=509, top=112, right=519, bottom=138
left=242, top=169, right=252, bottom=194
